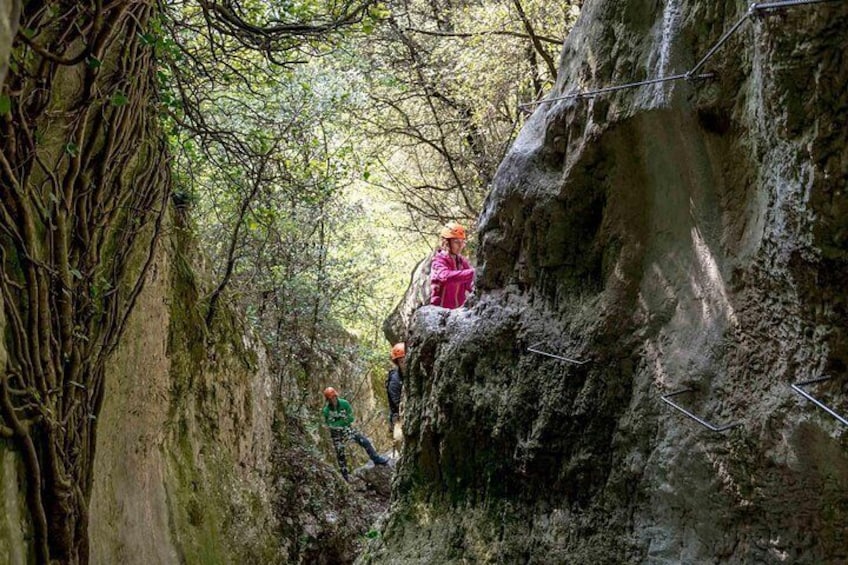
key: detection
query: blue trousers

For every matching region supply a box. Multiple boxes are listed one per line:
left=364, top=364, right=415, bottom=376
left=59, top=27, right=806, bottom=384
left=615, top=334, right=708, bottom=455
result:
left=330, top=427, right=381, bottom=477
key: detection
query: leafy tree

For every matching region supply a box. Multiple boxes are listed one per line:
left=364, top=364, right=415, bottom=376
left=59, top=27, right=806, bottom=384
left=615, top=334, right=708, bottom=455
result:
left=343, top=0, right=579, bottom=228
left=167, top=0, right=581, bottom=423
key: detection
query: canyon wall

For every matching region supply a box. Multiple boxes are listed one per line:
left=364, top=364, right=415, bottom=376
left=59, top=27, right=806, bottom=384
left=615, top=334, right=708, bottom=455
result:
left=88, top=221, right=283, bottom=564
left=0, top=4, right=27, bottom=563
left=367, top=0, right=848, bottom=562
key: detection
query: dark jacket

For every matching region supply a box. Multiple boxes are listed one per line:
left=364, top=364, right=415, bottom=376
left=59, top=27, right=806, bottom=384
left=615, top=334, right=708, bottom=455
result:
left=386, top=368, right=403, bottom=417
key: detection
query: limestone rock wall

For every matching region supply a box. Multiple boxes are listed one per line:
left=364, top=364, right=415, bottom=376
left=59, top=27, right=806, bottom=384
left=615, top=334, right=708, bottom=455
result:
left=88, top=245, right=181, bottom=564
left=0, top=0, right=17, bottom=85
left=89, top=223, right=283, bottom=564
left=368, top=0, right=848, bottom=562
left=0, top=5, right=28, bottom=563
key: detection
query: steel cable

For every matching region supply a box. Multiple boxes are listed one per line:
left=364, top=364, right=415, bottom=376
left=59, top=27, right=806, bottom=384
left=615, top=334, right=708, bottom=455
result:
left=520, top=0, right=844, bottom=108
left=518, top=73, right=714, bottom=108
left=752, top=0, right=845, bottom=10
left=686, top=12, right=751, bottom=77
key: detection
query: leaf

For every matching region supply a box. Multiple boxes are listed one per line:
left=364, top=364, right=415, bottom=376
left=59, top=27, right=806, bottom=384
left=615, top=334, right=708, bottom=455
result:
left=110, top=92, right=128, bottom=106
left=65, top=142, right=79, bottom=156
left=0, top=95, right=10, bottom=115
left=86, top=56, right=101, bottom=69
left=369, top=3, right=391, bottom=19
left=69, top=268, right=83, bottom=280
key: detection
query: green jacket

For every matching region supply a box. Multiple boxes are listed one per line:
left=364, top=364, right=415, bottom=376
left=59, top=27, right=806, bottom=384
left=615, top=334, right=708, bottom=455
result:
left=323, top=398, right=355, bottom=428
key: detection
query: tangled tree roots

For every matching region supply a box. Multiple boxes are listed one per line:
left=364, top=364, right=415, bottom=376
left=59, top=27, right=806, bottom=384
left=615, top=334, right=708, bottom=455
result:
left=0, top=1, right=169, bottom=561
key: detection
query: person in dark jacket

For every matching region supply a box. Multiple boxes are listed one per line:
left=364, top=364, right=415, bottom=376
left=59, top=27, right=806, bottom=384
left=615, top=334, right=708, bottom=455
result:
left=322, top=387, right=388, bottom=481
left=386, top=342, right=406, bottom=431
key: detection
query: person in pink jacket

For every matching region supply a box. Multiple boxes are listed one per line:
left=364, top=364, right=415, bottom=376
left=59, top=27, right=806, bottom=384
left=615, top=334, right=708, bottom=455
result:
left=430, top=222, right=475, bottom=309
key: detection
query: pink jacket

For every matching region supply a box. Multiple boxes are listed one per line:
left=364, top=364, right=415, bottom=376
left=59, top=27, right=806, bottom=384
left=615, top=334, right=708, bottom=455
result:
left=430, top=250, right=474, bottom=309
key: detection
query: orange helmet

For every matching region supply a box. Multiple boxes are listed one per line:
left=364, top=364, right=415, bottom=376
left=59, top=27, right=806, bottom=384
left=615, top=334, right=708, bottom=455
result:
left=390, top=342, right=406, bottom=360
left=323, top=387, right=338, bottom=400
left=439, top=222, right=466, bottom=240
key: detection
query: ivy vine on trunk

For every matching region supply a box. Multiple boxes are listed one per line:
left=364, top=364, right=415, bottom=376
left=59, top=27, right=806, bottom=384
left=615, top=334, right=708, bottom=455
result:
left=0, top=1, right=169, bottom=562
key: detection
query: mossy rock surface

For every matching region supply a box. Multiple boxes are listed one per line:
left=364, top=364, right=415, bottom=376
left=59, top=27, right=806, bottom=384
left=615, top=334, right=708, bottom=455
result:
left=371, top=0, right=848, bottom=562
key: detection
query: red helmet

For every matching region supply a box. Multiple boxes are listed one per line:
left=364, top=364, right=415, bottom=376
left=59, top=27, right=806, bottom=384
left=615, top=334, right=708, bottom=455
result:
left=390, top=342, right=406, bottom=360
left=439, top=222, right=467, bottom=240
left=323, top=387, right=338, bottom=400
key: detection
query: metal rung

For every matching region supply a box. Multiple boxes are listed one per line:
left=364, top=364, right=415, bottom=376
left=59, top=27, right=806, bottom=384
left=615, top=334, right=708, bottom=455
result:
left=527, top=343, right=588, bottom=365
left=791, top=376, right=848, bottom=427
left=661, top=389, right=741, bottom=432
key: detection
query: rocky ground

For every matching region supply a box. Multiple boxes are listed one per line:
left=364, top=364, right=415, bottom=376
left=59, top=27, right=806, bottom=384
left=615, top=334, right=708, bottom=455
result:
left=273, top=416, right=396, bottom=564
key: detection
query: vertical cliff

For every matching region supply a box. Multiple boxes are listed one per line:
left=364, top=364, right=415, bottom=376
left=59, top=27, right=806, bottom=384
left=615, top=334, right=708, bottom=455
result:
left=0, top=4, right=28, bottom=563
left=86, top=218, right=282, bottom=563
left=368, top=0, right=848, bottom=562
left=87, top=218, right=385, bottom=564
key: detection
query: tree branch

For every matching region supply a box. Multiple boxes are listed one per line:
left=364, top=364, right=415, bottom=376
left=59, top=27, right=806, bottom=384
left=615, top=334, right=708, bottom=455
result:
left=405, top=26, right=563, bottom=45
left=511, top=0, right=557, bottom=79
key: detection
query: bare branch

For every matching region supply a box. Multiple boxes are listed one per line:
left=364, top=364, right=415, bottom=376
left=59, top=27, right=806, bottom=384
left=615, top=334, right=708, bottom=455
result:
left=405, top=25, right=563, bottom=45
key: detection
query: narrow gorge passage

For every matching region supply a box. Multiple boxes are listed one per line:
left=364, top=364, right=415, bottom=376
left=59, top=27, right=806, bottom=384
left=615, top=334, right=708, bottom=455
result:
left=1, top=0, right=847, bottom=563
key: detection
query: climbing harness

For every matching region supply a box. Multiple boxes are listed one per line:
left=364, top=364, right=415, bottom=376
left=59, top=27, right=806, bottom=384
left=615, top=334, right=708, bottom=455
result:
left=791, top=376, right=848, bottom=427
left=526, top=342, right=588, bottom=365
left=660, top=389, right=742, bottom=433
left=520, top=0, right=845, bottom=108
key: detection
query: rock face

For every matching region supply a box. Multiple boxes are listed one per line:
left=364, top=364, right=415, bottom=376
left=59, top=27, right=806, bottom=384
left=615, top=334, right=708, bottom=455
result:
left=0, top=209, right=384, bottom=563
left=367, top=0, right=848, bottom=563
left=0, top=0, right=18, bottom=85
left=383, top=254, right=434, bottom=345
left=87, top=224, right=284, bottom=564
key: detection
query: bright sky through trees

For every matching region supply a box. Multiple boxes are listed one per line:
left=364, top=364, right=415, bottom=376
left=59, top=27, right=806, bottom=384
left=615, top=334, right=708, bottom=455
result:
left=171, top=0, right=579, bottom=354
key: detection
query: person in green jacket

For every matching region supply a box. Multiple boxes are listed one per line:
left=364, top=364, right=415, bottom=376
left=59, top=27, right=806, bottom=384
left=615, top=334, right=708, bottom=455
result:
left=322, top=387, right=388, bottom=481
